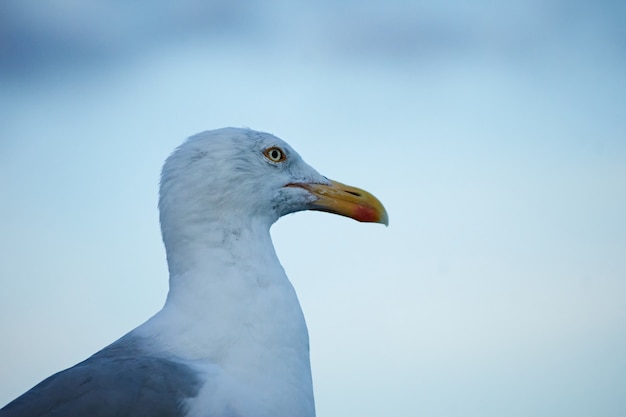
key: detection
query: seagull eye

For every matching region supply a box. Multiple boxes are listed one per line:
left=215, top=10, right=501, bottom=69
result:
left=264, top=147, right=286, bottom=163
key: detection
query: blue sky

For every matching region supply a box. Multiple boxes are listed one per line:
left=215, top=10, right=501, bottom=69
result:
left=1, top=1, right=625, bottom=415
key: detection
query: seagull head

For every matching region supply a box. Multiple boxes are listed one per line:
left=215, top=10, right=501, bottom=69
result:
left=158, top=128, right=387, bottom=243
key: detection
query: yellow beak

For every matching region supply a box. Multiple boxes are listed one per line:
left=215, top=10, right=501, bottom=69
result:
left=288, top=180, right=388, bottom=226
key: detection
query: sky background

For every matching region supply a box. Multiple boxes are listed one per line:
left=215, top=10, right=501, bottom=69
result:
left=1, top=1, right=625, bottom=416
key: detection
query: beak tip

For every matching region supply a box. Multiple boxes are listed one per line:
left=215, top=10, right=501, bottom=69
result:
left=378, top=210, right=389, bottom=226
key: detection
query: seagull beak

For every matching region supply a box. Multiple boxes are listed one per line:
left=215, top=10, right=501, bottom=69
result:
left=288, top=180, right=389, bottom=226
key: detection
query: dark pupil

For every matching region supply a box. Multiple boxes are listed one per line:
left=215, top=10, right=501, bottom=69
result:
left=271, top=150, right=280, bottom=159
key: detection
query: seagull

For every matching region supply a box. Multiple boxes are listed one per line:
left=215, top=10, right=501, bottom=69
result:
left=0, top=127, right=388, bottom=417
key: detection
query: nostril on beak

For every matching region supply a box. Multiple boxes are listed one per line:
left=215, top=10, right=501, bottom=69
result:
left=344, top=190, right=362, bottom=197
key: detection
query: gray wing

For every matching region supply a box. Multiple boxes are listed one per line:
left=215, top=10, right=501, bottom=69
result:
left=0, top=337, right=201, bottom=417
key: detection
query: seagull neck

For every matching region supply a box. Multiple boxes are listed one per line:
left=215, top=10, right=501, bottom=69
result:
left=162, top=217, right=285, bottom=309
left=146, top=217, right=310, bottom=365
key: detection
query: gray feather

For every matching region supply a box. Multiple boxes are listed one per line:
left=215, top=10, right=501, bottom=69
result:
left=0, top=336, right=201, bottom=417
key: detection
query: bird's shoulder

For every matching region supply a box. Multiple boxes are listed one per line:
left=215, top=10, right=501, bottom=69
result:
left=0, top=336, right=202, bottom=417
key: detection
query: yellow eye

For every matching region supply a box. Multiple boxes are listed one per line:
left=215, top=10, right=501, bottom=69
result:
left=264, top=146, right=286, bottom=163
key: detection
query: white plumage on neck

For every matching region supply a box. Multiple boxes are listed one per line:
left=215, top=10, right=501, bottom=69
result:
left=151, top=218, right=308, bottom=358
left=135, top=217, right=313, bottom=416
